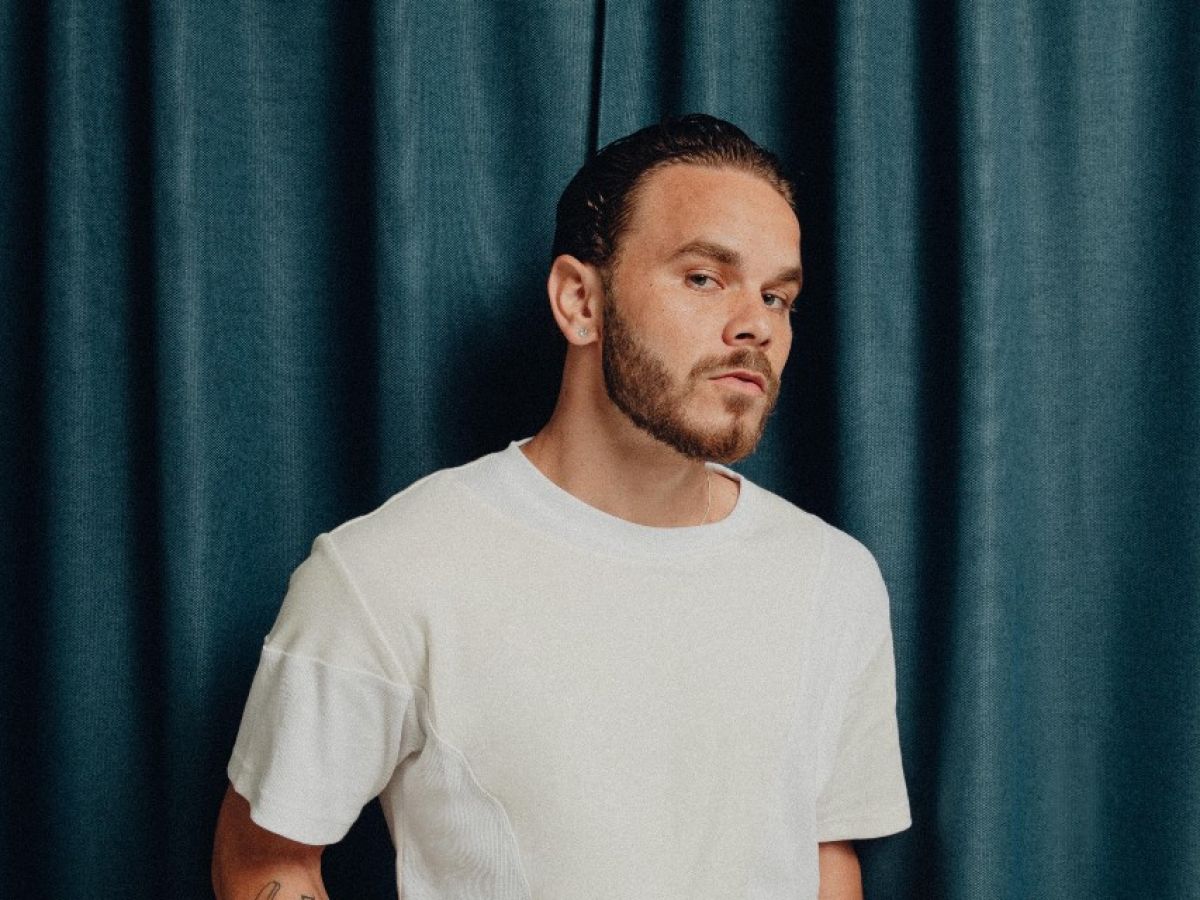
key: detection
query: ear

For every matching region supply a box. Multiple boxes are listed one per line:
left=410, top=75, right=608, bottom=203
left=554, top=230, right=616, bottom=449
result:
left=546, top=254, right=604, bottom=345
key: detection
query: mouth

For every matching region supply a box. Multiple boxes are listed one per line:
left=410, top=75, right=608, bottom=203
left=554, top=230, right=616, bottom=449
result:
left=709, top=369, right=767, bottom=394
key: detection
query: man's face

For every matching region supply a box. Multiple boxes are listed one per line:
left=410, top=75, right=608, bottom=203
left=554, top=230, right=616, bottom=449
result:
left=598, top=163, right=801, bottom=464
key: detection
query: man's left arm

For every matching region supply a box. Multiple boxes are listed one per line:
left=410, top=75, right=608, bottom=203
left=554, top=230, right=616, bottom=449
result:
left=817, top=840, right=862, bottom=900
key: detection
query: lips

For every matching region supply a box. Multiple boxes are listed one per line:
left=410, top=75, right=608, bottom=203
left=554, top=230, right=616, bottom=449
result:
left=710, top=369, right=767, bottom=393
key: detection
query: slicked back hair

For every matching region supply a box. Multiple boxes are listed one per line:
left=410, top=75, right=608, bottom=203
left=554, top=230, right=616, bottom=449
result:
left=551, top=114, right=795, bottom=272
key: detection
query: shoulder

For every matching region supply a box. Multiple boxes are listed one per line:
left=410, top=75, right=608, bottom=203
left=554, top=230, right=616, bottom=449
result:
left=747, top=478, right=881, bottom=570
left=320, top=453, right=495, bottom=569
left=743, top=478, right=890, bottom=618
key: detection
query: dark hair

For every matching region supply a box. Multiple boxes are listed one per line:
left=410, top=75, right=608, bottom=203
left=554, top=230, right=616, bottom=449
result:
left=551, top=113, right=795, bottom=269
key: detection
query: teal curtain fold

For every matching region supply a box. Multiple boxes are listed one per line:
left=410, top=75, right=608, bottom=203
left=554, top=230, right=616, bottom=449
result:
left=2, top=1, right=1196, bottom=897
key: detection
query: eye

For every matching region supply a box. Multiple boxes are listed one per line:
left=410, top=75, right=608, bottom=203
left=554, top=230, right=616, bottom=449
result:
left=763, top=292, right=795, bottom=313
left=686, top=272, right=720, bottom=290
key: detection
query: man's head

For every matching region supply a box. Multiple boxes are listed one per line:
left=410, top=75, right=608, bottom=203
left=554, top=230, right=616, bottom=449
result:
left=552, top=114, right=795, bottom=272
left=548, top=115, right=802, bottom=464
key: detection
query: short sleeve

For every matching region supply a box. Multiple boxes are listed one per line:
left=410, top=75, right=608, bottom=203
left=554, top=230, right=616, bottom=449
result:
left=814, top=555, right=911, bottom=841
left=227, top=533, right=422, bottom=845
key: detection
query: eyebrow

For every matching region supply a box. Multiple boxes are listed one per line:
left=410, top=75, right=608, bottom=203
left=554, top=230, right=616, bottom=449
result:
left=669, top=239, right=803, bottom=289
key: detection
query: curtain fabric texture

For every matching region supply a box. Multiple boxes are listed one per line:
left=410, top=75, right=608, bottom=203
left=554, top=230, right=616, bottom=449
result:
left=2, top=1, right=1196, bottom=897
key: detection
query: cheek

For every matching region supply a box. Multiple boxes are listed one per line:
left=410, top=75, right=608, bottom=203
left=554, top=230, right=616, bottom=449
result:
left=772, top=337, right=793, bottom=377
left=640, top=302, right=711, bottom=353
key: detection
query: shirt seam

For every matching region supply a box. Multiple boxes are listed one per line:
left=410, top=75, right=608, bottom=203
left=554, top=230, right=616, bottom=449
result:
left=471, top=438, right=769, bottom=561
left=316, top=531, right=415, bottom=691
left=286, top=530, right=530, bottom=893
left=816, top=800, right=912, bottom=832
left=448, top=470, right=767, bottom=565
left=258, top=643, right=414, bottom=696
left=227, top=751, right=358, bottom=837
left=326, top=465, right=455, bottom=536
left=408, top=683, right=535, bottom=899
left=818, top=537, right=890, bottom=692
left=808, top=522, right=832, bottom=613
left=820, top=801, right=912, bottom=830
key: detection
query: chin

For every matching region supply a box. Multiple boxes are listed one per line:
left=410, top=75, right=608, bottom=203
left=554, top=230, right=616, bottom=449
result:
left=678, top=419, right=767, bottom=464
left=705, top=440, right=758, bottom=465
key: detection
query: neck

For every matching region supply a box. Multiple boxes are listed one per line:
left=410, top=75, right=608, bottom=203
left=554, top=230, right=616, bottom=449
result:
left=521, top=362, right=737, bottom=527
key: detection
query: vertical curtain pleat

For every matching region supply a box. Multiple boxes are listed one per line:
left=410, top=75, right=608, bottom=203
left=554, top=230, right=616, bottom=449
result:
left=373, top=0, right=595, bottom=486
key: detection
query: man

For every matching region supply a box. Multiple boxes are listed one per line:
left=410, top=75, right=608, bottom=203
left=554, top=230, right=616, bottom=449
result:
left=213, top=114, right=910, bottom=899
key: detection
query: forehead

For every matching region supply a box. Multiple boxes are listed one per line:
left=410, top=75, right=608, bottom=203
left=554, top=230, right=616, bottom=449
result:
left=620, top=163, right=801, bottom=267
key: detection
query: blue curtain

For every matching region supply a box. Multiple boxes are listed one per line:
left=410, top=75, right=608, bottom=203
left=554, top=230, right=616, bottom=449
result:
left=2, top=1, right=1196, bottom=896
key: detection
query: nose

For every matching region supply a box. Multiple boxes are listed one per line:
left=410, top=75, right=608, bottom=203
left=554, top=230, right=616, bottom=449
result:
left=721, top=288, right=774, bottom=348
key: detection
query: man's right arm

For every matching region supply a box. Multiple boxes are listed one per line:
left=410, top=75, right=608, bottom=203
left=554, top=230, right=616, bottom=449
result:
left=212, top=783, right=330, bottom=900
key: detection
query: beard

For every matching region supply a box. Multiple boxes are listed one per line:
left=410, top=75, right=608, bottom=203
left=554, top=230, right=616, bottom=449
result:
left=599, top=283, right=781, bottom=464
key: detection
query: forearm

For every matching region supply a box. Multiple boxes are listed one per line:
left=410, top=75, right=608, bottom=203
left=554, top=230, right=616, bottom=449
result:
left=817, top=840, right=863, bottom=900
left=212, top=784, right=330, bottom=900
left=213, top=862, right=329, bottom=900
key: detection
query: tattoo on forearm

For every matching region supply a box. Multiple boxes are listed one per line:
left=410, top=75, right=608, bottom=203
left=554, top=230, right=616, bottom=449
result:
left=252, top=881, right=315, bottom=900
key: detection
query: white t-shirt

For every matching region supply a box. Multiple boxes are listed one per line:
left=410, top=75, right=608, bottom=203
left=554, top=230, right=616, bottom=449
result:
left=229, top=438, right=910, bottom=899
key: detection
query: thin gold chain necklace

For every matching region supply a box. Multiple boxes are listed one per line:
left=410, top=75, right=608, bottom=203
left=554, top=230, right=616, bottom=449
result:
left=697, top=470, right=712, bottom=525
